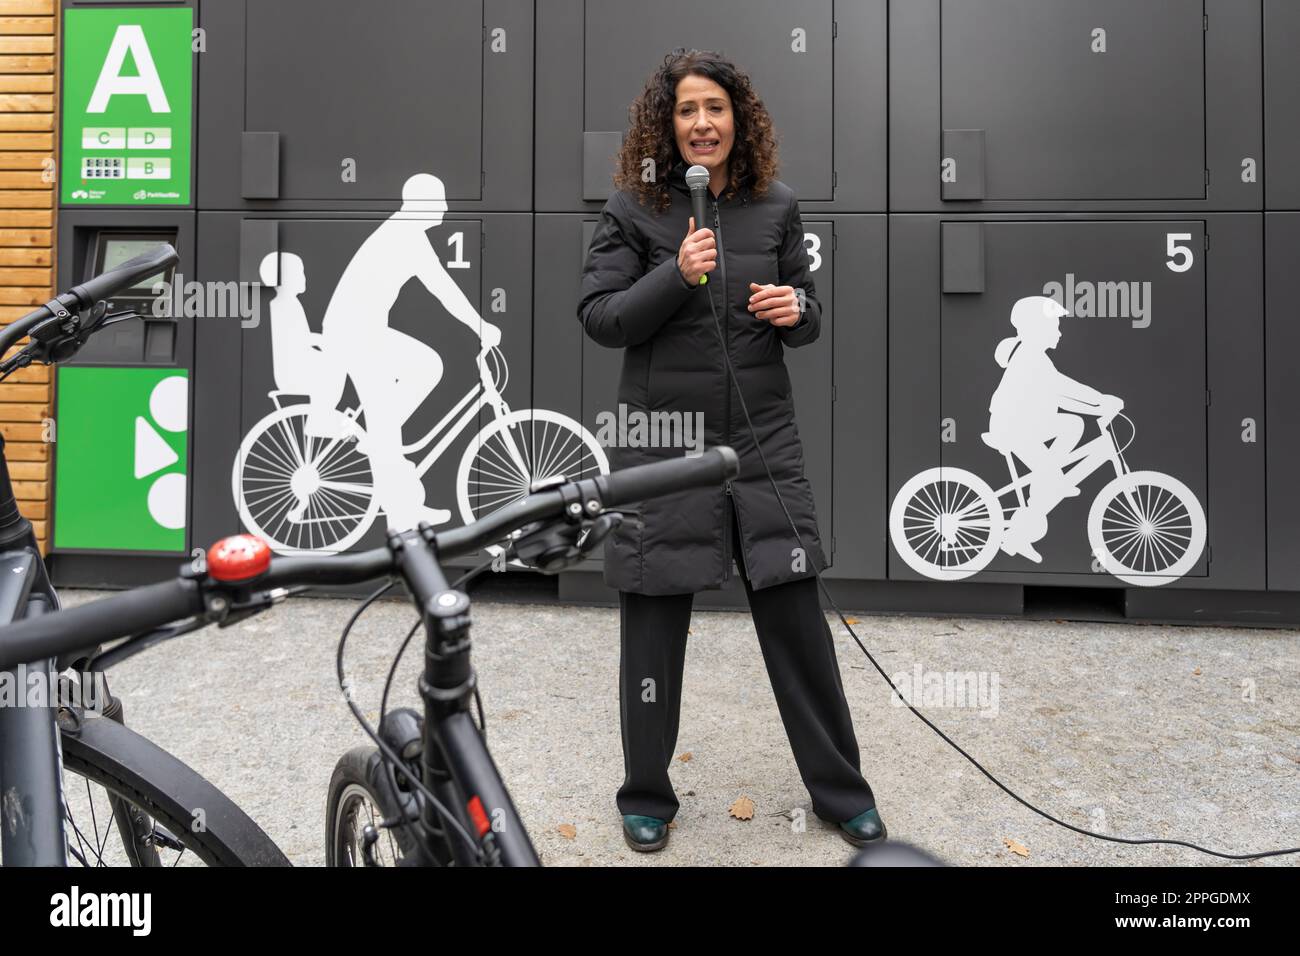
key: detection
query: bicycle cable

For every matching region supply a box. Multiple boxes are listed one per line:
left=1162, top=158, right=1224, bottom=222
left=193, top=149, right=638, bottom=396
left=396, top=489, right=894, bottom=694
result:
left=697, top=226, right=1298, bottom=860
left=335, top=578, right=486, bottom=864
left=378, top=555, right=496, bottom=737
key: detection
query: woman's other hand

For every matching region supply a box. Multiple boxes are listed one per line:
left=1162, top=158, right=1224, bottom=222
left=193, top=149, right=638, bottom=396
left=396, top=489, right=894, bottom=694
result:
left=677, top=216, right=717, bottom=285
left=747, top=282, right=802, bottom=327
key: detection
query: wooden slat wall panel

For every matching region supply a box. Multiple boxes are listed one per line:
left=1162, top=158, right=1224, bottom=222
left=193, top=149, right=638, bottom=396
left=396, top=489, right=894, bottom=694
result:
left=0, top=0, right=53, bottom=553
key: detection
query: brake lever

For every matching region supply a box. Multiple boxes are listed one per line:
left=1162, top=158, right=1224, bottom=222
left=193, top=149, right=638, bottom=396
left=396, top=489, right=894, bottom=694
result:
left=507, top=511, right=625, bottom=573
left=95, top=308, right=143, bottom=332
left=209, top=584, right=304, bottom=628
left=21, top=302, right=141, bottom=366
left=575, top=512, right=622, bottom=555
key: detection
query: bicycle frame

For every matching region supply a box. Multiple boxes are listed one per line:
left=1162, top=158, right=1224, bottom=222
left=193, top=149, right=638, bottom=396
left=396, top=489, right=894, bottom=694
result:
left=405, top=346, right=528, bottom=483
left=273, top=346, right=528, bottom=490
left=988, top=417, right=1127, bottom=514
left=0, top=433, right=66, bottom=865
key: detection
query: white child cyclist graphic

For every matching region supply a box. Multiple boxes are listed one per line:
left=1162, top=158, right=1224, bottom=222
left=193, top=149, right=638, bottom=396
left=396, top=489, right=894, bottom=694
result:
left=890, top=292, right=1205, bottom=585
left=987, top=295, right=1124, bottom=563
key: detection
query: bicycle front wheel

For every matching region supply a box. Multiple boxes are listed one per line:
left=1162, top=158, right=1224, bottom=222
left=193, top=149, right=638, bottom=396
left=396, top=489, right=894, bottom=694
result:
left=1087, top=470, right=1206, bottom=586
left=456, top=409, right=610, bottom=564
left=325, top=747, right=425, bottom=866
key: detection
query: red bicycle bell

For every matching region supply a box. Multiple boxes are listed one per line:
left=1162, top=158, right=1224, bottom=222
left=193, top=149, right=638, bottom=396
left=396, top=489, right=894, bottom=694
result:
left=208, top=534, right=272, bottom=583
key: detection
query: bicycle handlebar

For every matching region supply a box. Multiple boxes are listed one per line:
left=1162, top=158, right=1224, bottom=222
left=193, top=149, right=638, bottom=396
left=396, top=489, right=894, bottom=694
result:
left=0, top=446, right=740, bottom=668
left=0, top=578, right=205, bottom=671
left=595, top=445, right=737, bottom=507
left=0, top=244, right=179, bottom=358
left=69, top=243, right=178, bottom=310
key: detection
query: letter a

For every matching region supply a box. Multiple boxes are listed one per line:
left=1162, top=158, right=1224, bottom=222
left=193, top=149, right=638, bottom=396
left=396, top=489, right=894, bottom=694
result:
left=87, top=26, right=171, bottom=113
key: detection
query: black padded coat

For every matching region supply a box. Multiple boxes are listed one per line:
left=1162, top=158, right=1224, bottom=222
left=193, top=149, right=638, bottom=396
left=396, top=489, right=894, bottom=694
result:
left=577, top=158, right=829, bottom=595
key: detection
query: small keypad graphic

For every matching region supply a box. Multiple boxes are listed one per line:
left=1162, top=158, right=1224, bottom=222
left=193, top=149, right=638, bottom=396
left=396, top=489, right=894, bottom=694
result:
left=81, top=156, right=125, bottom=179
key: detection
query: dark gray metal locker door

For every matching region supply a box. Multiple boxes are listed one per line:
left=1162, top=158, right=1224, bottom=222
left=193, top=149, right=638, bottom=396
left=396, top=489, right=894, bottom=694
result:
left=241, top=0, right=483, bottom=203
left=1265, top=0, right=1300, bottom=210
left=940, top=0, right=1206, bottom=201
left=937, top=220, right=1208, bottom=580
left=232, top=215, right=520, bottom=557
left=783, top=220, right=833, bottom=567
left=1266, top=213, right=1300, bottom=588
left=581, top=0, right=834, bottom=202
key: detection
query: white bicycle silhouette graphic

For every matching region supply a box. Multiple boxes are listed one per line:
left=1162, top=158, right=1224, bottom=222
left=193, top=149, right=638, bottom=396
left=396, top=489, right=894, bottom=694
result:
left=889, top=410, right=1206, bottom=587
left=232, top=345, right=610, bottom=556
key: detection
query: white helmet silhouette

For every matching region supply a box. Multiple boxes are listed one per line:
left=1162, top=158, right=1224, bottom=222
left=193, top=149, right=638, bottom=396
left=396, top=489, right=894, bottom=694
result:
left=1009, top=295, right=1070, bottom=334
left=994, top=296, right=1070, bottom=367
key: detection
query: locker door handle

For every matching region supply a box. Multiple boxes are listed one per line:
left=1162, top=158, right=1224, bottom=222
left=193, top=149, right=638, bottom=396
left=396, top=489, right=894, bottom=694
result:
left=582, top=131, right=625, bottom=201
left=942, top=221, right=985, bottom=294
left=239, top=218, right=280, bottom=285
left=242, top=131, right=281, bottom=200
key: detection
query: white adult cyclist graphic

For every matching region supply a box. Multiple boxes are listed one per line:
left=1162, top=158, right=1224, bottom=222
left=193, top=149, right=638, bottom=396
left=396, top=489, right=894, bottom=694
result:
left=889, top=295, right=1206, bottom=587
left=233, top=172, right=609, bottom=556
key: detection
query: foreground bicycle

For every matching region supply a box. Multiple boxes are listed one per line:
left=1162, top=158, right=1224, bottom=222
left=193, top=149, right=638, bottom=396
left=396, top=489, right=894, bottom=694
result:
left=0, top=431, right=739, bottom=866
left=0, top=244, right=289, bottom=866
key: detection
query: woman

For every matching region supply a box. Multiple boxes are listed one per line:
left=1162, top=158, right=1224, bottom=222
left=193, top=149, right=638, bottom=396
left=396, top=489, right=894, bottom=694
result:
left=577, top=49, right=886, bottom=852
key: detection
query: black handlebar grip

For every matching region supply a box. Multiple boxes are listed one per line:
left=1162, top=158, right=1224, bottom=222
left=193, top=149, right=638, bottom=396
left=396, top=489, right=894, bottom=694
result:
left=594, top=446, right=739, bottom=508
left=69, top=243, right=179, bottom=309
left=0, top=578, right=203, bottom=670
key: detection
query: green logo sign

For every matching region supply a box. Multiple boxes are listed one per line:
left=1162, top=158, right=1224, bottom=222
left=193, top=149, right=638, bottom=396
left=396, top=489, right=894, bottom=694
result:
left=60, top=7, right=193, bottom=205
left=54, top=367, right=189, bottom=552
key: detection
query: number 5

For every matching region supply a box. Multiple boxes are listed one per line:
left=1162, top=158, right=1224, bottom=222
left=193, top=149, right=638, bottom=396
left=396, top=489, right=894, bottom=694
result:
left=1166, top=232, right=1194, bottom=273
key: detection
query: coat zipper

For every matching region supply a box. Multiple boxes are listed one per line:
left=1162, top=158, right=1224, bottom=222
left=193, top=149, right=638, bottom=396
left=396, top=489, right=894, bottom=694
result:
left=715, top=196, right=733, bottom=584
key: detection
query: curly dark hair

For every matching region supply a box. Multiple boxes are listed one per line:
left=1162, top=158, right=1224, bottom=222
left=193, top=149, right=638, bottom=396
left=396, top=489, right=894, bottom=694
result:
left=613, top=49, right=779, bottom=214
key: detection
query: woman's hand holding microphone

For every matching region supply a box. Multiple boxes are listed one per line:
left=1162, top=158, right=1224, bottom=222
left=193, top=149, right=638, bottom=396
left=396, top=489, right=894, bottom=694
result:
left=677, top=216, right=717, bottom=285
left=677, top=217, right=802, bottom=328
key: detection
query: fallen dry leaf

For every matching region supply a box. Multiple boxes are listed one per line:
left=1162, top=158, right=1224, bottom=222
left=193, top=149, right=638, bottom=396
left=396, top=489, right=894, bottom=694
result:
left=678, top=751, right=693, bottom=762
left=1192, top=667, right=1202, bottom=676
left=1003, top=837, right=1029, bottom=858
left=730, top=796, right=756, bottom=820
left=556, top=824, right=577, bottom=839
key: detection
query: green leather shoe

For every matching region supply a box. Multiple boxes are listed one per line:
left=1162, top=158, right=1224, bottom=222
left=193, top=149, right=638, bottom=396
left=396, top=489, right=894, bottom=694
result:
left=622, top=814, right=669, bottom=851
left=838, top=807, right=887, bottom=847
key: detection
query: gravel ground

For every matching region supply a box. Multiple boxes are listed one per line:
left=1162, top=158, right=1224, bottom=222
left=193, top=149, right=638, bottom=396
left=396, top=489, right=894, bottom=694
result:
left=57, top=588, right=1300, bottom=868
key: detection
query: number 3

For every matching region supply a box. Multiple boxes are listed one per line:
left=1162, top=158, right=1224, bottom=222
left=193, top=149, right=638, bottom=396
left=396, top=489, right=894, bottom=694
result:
left=804, top=232, right=822, bottom=272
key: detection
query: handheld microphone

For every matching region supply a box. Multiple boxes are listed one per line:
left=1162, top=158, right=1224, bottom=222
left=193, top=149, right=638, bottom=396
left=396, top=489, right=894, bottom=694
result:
left=685, top=164, right=712, bottom=285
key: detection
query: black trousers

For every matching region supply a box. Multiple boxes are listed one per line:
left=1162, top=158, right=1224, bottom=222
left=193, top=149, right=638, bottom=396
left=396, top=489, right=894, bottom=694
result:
left=616, top=499, right=876, bottom=823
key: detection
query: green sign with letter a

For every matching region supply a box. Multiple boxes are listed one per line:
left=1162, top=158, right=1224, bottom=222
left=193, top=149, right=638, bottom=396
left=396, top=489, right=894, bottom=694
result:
left=60, top=6, right=193, bottom=205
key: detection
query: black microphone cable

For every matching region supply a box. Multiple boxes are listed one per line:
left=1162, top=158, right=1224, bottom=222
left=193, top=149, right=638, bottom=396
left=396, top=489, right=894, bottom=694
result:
left=695, top=204, right=1299, bottom=862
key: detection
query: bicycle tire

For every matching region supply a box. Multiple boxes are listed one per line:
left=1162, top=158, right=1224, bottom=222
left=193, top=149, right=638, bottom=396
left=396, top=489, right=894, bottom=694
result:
left=60, top=715, right=290, bottom=867
left=325, top=746, right=426, bottom=866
